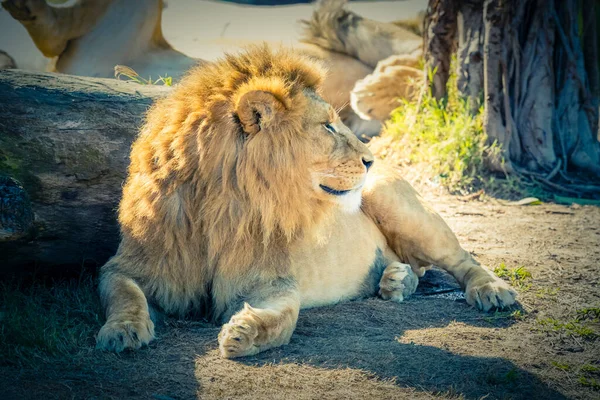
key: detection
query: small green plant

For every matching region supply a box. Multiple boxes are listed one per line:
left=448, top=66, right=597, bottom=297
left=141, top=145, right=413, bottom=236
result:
left=483, top=310, right=524, bottom=324
left=551, top=361, right=571, bottom=371
left=114, top=65, right=173, bottom=86
left=493, top=263, right=532, bottom=290
left=581, top=364, right=600, bottom=374
left=535, top=287, right=560, bottom=299
left=537, top=317, right=598, bottom=339
left=576, top=307, right=600, bottom=322
left=579, top=376, right=600, bottom=390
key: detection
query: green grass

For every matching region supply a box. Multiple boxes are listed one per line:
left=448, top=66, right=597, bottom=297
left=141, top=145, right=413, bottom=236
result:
left=581, top=364, right=600, bottom=374
left=0, top=277, right=102, bottom=366
left=537, top=314, right=599, bottom=340
left=381, top=62, right=537, bottom=198
left=576, top=307, right=600, bottom=322
left=483, top=310, right=524, bottom=324
left=551, top=361, right=571, bottom=371
left=535, top=287, right=560, bottom=299
left=579, top=363, right=600, bottom=390
left=493, top=263, right=532, bottom=291
left=484, top=367, right=519, bottom=385
left=579, top=376, right=600, bottom=390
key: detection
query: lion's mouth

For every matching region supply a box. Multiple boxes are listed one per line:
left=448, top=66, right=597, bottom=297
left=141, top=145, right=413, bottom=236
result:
left=319, top=184, right=352, bottom=196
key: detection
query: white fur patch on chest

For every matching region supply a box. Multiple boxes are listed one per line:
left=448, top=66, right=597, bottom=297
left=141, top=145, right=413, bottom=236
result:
left=335, top=189, right=363, bottom=214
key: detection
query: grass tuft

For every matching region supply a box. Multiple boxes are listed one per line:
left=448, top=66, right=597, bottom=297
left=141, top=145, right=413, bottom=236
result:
left=483, top=310, right=524, bottom=324
left=581, top=364, right=600, bottom=374
left=493, top=263, right=532, bottom=291
left=576, top=307, right=600, bottom=322
left=535, top=287, right=560, bottom=299
left=379, top=61, right=538, bottom=198
left=579, top=376, right=600, bottom=390
left=551, top=361, right=571, bottom=371
left=0, top=277, right=102, bottom=367
left=537, top=316, right=599, bottom=340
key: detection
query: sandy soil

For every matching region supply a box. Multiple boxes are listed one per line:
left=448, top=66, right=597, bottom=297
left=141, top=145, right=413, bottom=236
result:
left=2, top=186, right=599, bottom=400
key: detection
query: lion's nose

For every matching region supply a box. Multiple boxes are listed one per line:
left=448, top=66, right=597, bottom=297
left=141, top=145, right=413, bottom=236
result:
left=362, top=157, right=374, bottom=171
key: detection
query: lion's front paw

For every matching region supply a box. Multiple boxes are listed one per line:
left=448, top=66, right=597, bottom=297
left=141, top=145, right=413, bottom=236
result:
left=96, top=314, right=155, bottom=352
left=466, top=277, right=517, bottom=312
left=379, top=262, right=419, bottom=302
left=218, top=313, right=260, bottom=359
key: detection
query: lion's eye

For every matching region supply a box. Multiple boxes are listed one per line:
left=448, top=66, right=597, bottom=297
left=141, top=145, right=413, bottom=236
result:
left=323, top=123, right=336, bottom=134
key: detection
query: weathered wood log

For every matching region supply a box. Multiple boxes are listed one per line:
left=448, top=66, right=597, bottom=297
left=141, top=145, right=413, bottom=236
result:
left=0, top=70, right=169, bottom=273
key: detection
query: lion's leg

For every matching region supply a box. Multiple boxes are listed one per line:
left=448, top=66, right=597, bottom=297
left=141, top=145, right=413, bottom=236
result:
left=362, top=164, right=517, bottom=312
left=218, top=278, right=300, bottom=359
left=1, top=0, right=112, bottom=57
left=96, top=269, right=155, bottom=352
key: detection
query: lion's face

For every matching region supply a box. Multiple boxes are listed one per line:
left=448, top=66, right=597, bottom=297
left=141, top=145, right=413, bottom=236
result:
left=302, top=90, right=374, bottom=213
left=232, top=74, right=374, bottom=218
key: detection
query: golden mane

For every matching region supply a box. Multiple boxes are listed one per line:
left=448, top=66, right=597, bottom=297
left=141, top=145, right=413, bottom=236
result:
left=119, top=46, right=328, bottom=275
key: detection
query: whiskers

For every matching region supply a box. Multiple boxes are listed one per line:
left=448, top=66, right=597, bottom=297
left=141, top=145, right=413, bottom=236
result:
left=313, top=171, right=339, bottom=179
left=335, top=102, right=349, bottom=115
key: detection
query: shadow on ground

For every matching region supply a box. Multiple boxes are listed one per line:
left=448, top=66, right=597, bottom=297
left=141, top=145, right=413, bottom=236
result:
left=1, top=270, right=566, bottom=399
left=236, top=297, right=564, bottom=399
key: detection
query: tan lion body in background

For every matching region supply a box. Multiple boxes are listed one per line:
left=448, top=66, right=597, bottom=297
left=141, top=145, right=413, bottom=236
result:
left=95, top=46, right=516, bottom=358
left=2, top=0, right=422, bottom=137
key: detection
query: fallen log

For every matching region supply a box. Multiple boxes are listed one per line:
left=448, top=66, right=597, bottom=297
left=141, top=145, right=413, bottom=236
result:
left=0, top=70, right=169, bottom=273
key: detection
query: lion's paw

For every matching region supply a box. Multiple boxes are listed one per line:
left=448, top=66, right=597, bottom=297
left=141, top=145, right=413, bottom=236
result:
left=96, top=315, right=155, bottom=352
left=218, top=312, right=260, bottom=359
left=379, top=262, right=419, bottom=302
left=466, top=277, right=517, bottom=312
left=351, top=64, right=421, bottom=121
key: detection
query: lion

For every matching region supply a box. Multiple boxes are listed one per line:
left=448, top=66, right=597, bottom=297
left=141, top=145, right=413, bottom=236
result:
left=2, top=0, right=420, bottom=137
left=95, top=46, right=516, bottom=358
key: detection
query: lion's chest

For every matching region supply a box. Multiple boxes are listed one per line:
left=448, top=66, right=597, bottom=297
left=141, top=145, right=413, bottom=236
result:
left=290, top=210, right=395, bottom=309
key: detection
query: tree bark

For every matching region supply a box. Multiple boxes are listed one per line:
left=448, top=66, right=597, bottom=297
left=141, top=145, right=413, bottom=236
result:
left=456, top=0, right=484, bottom=114
left=582, top=0, right=599, bottom=140
left=0, top=70, right=168, bottom=273
left=482, top=0, right=513, bottom=172
left=553, top=0, right=600, bottom=176
left=514, top=0, right=556, bottom=170
left=424, top=0, right=458, bottom=100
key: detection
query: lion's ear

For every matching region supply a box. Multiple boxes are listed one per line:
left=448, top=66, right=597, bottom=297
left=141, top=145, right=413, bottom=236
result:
left=235, top=90, right=286, bottom=135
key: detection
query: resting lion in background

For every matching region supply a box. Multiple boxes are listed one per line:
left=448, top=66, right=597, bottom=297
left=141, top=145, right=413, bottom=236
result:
left=2, top=0, right=421, bottom=137
left=95, top=46, right=516, bottom=358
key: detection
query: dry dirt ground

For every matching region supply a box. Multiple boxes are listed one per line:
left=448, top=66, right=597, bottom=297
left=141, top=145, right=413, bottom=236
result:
left=1, top=185, right=599, bottom=400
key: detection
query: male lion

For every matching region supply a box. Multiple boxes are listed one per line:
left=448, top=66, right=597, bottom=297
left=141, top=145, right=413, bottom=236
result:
left=96, top=46, right=516, bottom=358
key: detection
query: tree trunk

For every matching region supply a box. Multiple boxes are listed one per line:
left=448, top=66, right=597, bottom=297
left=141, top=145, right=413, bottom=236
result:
left=456, top=0, right=484, bottom=114
left=425, top=0, right=600, bottom=185
left=0, top=70, right=168, bottom=273
left=482, top=0, right=514, bottom=172
left=583, top=0, right=599, bottom=139
left=514, top=0, right=556, bottom=170
left=553, top=0, right=600, bottom=176
left=424, top=0, right=458, bottom=100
